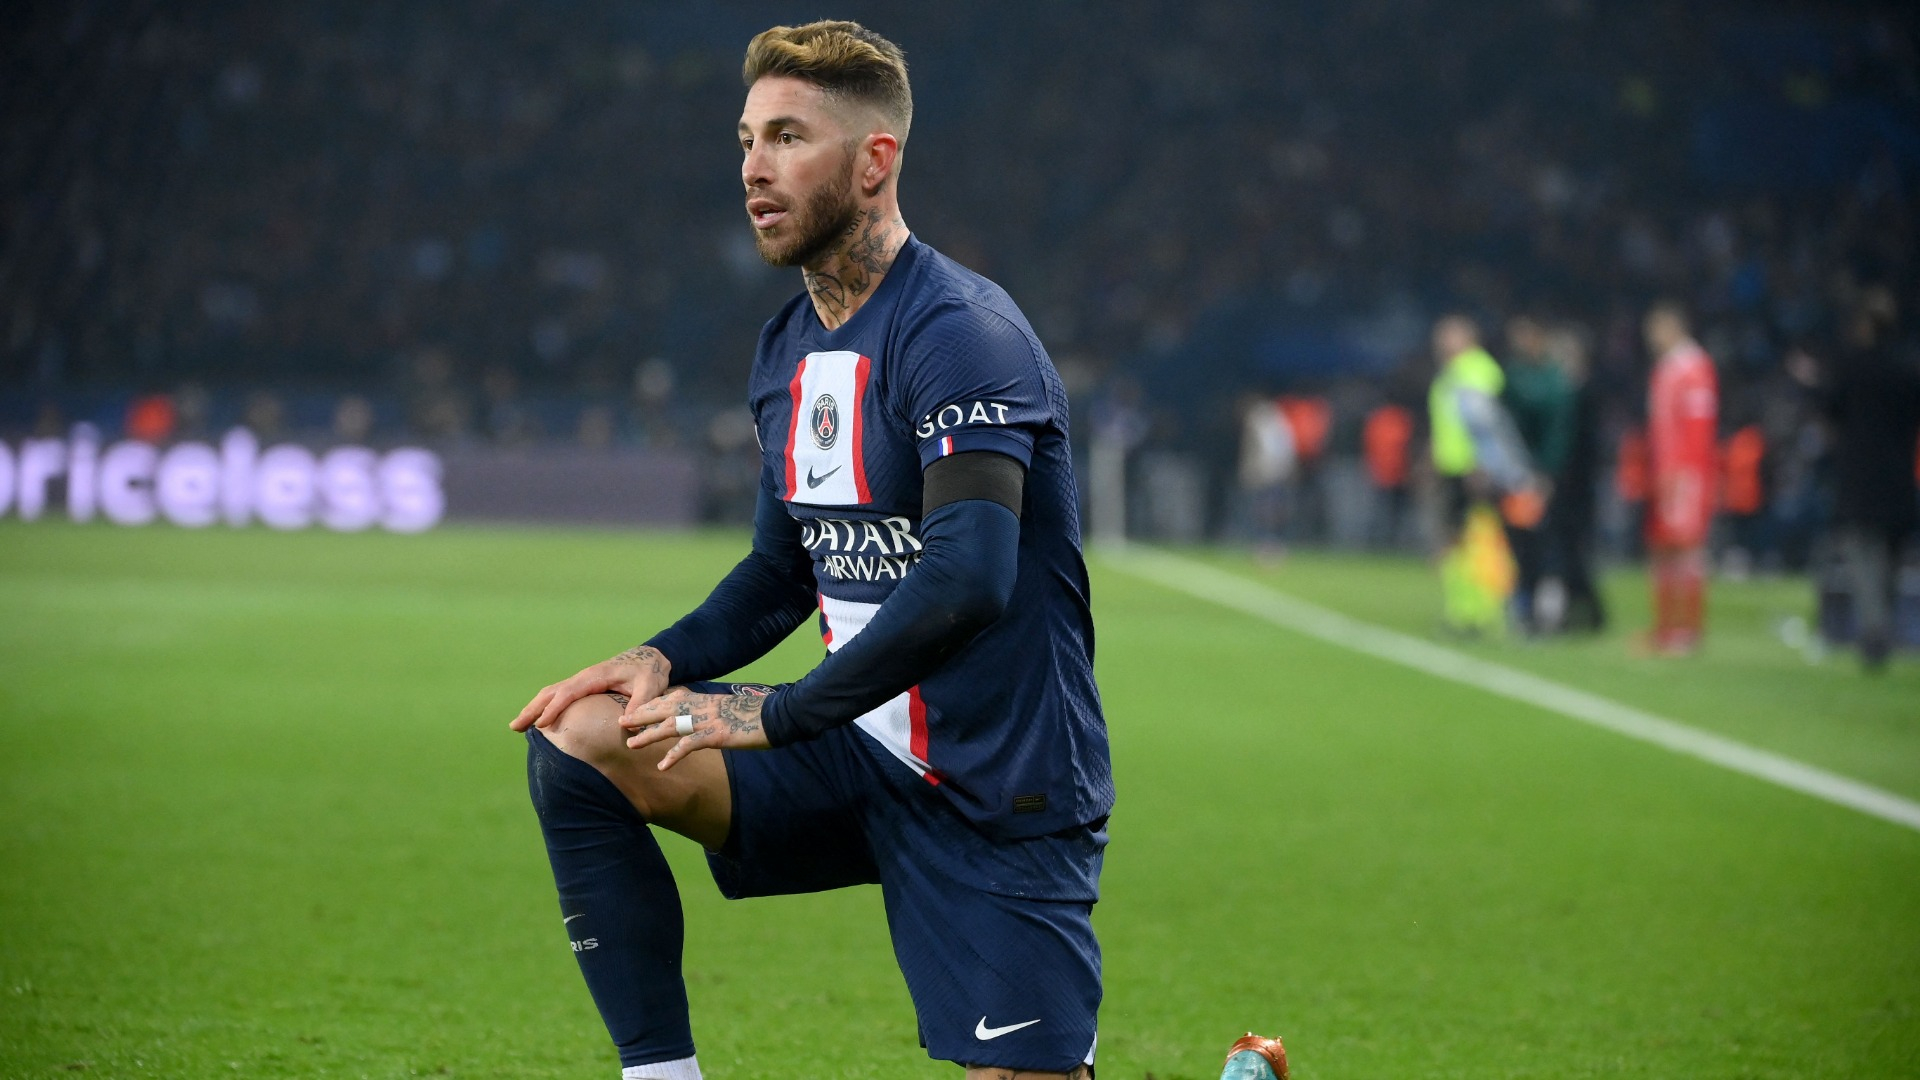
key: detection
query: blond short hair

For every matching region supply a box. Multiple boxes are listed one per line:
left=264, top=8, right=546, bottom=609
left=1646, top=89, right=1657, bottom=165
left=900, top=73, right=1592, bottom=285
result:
left=742, top=20, right=912, bottom=142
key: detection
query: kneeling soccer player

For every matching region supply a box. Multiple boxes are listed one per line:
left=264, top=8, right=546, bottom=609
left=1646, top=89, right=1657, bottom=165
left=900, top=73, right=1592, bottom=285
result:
left=508, top=20, right=1284, bottom=1079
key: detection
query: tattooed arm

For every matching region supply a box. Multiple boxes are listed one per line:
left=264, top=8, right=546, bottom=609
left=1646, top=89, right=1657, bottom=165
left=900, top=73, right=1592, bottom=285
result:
left=611, top=645, right=669, bottom=674
left=629, top=454, right=1025, bottom=769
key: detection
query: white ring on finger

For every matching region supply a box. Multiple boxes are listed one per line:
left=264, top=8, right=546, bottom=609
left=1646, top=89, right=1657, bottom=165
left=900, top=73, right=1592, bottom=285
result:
left=675, top=714, right=695, bottom=737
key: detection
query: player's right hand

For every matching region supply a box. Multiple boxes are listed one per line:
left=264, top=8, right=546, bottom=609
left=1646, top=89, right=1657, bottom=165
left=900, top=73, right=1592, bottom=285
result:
left=508, top=646, right=673, bottom=732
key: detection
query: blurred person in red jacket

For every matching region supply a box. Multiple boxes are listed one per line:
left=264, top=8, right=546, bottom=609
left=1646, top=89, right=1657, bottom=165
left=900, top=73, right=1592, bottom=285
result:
left=1363, top=402, right=1414, bottom=549
left=1642, top=302, right=1719, bottom=655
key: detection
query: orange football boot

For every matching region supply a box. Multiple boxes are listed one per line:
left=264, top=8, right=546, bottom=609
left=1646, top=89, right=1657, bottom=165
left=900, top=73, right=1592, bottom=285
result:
left=1220, top=1031, right=1288, bottom=1079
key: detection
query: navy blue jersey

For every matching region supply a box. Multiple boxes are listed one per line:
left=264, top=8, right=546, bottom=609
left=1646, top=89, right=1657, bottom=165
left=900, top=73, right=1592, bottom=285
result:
left=748, top=236, right=1111, bottom=838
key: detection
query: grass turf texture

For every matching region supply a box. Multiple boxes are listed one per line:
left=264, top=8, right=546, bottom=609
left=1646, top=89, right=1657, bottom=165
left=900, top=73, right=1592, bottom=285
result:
left=0, top=523, right=1914, bottom=1078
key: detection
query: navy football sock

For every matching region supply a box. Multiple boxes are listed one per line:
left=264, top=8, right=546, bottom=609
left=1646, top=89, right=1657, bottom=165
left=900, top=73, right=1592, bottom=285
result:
left=526, top=729, right=696, bottom=1067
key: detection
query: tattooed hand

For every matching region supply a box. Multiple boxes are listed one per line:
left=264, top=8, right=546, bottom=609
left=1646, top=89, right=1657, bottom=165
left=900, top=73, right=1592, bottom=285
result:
left=622, top=685, right=773, bottom=769
left=508, top=645, right=674, bottom=732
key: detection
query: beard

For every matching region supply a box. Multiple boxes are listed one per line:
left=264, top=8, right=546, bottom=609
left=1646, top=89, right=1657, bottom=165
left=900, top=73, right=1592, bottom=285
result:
left=753, top=171, right=860, bottom=269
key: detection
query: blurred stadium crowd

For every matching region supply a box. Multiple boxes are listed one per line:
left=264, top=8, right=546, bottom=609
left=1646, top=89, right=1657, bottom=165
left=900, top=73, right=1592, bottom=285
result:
left=3, top=0, right=1917, bottom=561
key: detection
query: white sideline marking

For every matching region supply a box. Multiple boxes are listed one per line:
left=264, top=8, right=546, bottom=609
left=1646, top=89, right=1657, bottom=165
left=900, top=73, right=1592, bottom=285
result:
left=1100, top=546, right=1920, bottom=834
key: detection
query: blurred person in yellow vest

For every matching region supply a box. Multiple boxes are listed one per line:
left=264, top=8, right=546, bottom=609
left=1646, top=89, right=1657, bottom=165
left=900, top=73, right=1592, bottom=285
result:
left=1428, top=315, right=1540, bottom=636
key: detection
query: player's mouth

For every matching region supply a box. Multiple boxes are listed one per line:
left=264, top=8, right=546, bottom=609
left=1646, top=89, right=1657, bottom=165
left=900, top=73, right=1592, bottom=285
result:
left=747, top=198, right=787, bottom=230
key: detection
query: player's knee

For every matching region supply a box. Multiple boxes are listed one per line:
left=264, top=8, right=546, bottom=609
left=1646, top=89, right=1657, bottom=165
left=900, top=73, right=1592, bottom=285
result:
left=535, top=695, right=676, bottom=823
left=526, top=733, right=659, bottom=852
left=543, top=695, right=628, bottom=768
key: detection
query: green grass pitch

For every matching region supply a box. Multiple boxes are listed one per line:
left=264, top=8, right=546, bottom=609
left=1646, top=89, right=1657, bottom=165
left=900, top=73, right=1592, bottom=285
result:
left=2, top=522, right=1917, bottom=1078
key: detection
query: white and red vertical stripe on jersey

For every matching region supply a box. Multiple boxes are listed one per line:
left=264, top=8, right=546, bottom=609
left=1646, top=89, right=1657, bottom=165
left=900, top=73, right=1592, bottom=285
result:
left=817, top=593, right=938, bottom=785
left=783, top=351, right=873, bottom=506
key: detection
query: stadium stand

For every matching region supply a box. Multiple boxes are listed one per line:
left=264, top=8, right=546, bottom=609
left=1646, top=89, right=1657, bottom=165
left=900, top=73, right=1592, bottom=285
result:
left=2, top=0, right=1915, bottom=545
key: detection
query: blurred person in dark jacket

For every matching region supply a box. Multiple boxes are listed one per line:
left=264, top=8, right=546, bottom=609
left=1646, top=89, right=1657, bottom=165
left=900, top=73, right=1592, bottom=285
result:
left=1791, top=285, right=1920, bottom=671
left=1545, top=326, right=1607, bottom=634
left=1501, top=316, right=1575, bottom=632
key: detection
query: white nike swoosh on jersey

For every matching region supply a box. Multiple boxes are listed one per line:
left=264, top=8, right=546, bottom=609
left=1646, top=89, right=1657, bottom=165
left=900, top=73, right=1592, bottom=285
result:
left=975, top=1017, right=1042, bottom=1040
left=563, top=914, right=585, bottom=924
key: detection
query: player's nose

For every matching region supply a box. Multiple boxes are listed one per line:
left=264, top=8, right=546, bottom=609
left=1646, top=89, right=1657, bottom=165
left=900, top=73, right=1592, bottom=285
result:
left=742, top=144, right=773, bottom=190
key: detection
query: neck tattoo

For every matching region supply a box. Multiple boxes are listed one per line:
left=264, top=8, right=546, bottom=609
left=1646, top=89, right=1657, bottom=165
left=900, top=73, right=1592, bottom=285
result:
left=803, top=208, right=905, bottom=329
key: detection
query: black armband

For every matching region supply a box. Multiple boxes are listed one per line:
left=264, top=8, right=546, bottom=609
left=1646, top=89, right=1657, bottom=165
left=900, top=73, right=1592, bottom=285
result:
left=922, top=450, right=1025, bottom=518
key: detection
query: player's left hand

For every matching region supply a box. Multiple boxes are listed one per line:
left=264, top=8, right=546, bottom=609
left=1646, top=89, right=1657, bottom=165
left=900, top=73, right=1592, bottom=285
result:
left=621, top=685, right=773, bottom=770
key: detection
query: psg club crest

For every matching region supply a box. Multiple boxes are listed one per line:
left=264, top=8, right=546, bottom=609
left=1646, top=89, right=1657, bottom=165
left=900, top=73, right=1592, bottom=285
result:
left=810, top=394, right=839, bottom=450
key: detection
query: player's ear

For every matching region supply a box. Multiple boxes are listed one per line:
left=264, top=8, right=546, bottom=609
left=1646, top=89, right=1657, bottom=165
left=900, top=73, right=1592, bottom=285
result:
left=860, top=132, right=899, bottom=196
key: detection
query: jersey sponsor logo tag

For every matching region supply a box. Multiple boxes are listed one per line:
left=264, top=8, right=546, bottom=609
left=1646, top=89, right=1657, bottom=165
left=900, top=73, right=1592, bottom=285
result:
left=801, top=514, right=923, bottom=581
left=801, top=515, right=923, bottom=554
left=975, top=1017, right=1042, bottom=1041
left=806, top=464, right=842, bottom=489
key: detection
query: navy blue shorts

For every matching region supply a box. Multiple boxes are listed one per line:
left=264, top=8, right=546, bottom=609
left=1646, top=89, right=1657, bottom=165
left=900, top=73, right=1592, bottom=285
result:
left=698, top=684, right=1106, bottom=1073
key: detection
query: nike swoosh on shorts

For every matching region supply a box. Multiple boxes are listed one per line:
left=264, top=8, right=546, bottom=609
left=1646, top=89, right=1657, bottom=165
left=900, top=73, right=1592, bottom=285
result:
left=975, top=1017, right=1042, bottom=1040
